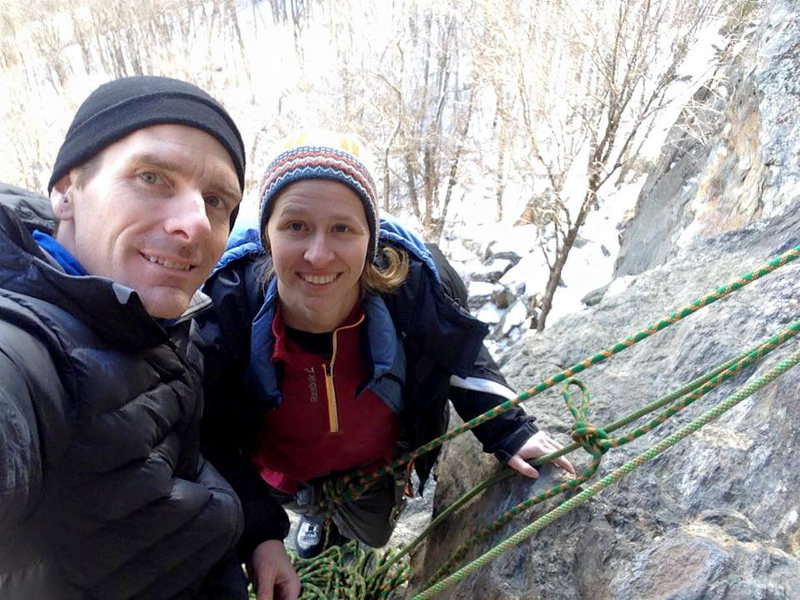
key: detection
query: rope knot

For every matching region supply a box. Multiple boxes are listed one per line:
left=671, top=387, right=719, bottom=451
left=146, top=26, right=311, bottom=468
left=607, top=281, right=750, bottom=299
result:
left=571, top=420, right=609, bottom=456
left=561, top=379, right=609, bottom=457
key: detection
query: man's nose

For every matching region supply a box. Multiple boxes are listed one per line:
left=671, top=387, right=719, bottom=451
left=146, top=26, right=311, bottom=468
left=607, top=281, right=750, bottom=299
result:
left=163, top=190, right=212, bottom=240
left=304, top=231, right=334, bottom=264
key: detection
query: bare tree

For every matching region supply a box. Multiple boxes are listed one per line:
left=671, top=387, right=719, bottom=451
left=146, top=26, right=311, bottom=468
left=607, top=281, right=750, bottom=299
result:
left=510, top=0, right=717, bottom=330
left=371, top=0, right=477, bottom=242
left=0, top=0, right=261, bottom=189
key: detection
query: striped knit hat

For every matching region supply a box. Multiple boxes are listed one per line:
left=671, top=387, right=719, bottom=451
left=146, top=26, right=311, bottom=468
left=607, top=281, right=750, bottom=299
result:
left=258, top=131, right=380, bottom=258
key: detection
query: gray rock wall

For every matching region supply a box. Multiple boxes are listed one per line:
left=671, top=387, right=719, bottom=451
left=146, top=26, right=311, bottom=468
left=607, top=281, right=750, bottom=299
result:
left=616, top=0, right=800, bottom=277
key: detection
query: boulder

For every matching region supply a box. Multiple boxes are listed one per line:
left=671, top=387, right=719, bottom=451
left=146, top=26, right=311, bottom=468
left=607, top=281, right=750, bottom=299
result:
left=467, top=280, right=498, bottom=310
left=496, top=299, right=528, bottom=338
left=471, top=259, right=515, bottom=284
left=491, top=286, right=517, bottom=310
left=475, top=303, right=504, bottom=326
left=580, top=283, right=610, bottom=307
left=485, top=239, right=525, bottom=264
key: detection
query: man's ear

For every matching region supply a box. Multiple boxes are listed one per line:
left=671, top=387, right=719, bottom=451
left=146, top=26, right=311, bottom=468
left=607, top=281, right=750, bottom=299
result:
left=50, top=173, right=75, bottom=221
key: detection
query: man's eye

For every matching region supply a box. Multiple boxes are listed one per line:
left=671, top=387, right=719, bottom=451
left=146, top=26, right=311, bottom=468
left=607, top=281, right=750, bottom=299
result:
left=204, top=195, right=222, bottom=208
left=139, top=172, right=160, bottom=184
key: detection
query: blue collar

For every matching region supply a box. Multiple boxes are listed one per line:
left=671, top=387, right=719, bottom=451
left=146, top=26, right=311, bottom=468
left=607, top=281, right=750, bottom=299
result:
left=30, top=230, right=187, bottom=328
left=32, top=230, right=88, bottom=276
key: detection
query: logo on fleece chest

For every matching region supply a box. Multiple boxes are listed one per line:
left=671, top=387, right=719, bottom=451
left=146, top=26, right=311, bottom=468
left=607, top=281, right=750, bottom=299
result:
left=304, top=366, right=319, bottom=403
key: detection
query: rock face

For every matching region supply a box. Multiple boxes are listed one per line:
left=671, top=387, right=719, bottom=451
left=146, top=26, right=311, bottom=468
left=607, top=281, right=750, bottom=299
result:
left=410, top=3, right=800, bottom=598
left=615, top=1, right=800, bottom=277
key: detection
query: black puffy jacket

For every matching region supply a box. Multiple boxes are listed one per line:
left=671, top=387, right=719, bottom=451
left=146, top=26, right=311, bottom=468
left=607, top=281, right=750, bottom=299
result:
left=0, top=196, right=243, bottom=599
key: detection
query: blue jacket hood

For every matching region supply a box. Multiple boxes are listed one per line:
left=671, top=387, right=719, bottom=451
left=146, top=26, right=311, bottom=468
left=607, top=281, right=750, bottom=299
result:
left=247, top=277, right=406, bottom=413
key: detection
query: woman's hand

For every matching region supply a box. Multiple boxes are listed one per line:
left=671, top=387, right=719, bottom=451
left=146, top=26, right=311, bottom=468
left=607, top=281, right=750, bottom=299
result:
left=248, top=540, right=301, bottom=600
left=506, top=430, right=576, bottom=478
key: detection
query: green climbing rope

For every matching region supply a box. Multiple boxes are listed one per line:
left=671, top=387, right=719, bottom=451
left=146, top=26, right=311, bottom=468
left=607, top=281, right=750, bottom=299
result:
left=418, top=320, right=800, bottom=588
left=413, top=346, right=800, bottom=599
left=288, top=541, right=408, bottom=599
left=365, top=325, right=798, bottom=583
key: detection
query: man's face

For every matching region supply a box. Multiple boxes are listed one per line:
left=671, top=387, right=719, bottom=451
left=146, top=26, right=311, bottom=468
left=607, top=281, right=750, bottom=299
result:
left=51, top=124, right=241, bottom=319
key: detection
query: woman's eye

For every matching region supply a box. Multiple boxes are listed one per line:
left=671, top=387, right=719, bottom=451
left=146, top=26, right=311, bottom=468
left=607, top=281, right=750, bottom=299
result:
left=287, top=222, right=305, bottom=231
left=332, top=224, right=349, bottom=233
left=139, top=172, right=160, bottom=184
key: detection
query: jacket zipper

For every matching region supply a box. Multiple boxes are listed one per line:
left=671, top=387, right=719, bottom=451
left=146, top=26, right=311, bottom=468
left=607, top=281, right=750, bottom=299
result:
left=323, top=363, right=338, bottom=432
left=323, top=313, right=366, bottom=433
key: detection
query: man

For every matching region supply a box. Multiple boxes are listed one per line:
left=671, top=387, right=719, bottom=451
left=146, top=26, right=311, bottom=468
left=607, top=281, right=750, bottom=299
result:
left=0, top=76, right=247, bottom=599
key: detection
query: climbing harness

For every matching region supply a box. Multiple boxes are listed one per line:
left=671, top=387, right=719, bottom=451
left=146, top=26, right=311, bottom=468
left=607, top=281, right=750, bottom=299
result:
left=286, top=244, right=800, bottom=600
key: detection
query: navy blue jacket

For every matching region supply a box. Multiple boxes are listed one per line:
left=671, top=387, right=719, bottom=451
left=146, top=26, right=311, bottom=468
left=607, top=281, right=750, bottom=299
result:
left=199, top=218, right=537, bottom=556
left=0, top=196, right=243, bottom=599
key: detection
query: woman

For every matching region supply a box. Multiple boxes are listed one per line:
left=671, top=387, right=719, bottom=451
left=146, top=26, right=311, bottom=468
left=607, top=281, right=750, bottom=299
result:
left=199, top=131, right=574, bottom=600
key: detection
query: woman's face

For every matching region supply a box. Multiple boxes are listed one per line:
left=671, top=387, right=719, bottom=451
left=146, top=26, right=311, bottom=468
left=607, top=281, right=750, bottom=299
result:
left=266, top=179, right=370, bottom=333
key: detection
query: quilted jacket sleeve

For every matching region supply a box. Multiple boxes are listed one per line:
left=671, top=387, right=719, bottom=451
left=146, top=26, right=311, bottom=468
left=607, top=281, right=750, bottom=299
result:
left=0, top=317, right=68, bottom=530
left=426, top=244, right=538, bottom=461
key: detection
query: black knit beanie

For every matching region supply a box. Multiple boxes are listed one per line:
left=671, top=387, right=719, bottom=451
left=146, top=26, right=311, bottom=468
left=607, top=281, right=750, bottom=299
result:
left=48, top=76, right=246, bottom=223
